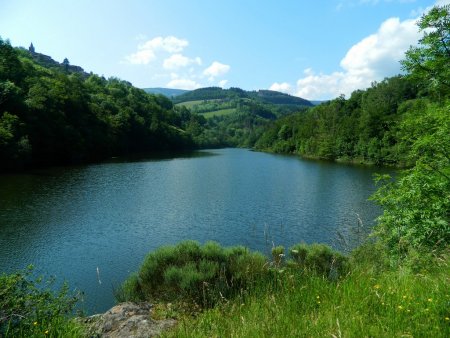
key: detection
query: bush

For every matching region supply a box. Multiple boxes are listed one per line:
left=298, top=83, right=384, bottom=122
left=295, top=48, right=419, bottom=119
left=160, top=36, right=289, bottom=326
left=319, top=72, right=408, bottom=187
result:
left=118, top=241, right=268, bottom=307
left=271, top=245, right=285, bottom=267
left=288, top=243, right=349, bottom=279
left=0, top=266, right=84, bottom=337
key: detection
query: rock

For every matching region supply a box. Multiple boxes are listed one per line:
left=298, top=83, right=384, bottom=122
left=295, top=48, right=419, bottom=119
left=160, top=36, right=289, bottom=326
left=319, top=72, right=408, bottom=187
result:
left=83, top=302, right=177, bottom=338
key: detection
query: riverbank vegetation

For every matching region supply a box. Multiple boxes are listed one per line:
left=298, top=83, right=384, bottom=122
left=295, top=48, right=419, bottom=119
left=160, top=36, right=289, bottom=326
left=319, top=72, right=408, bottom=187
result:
left=118, top=6, right=450, bottom=336
left=0, top=4, right=448, bottom=337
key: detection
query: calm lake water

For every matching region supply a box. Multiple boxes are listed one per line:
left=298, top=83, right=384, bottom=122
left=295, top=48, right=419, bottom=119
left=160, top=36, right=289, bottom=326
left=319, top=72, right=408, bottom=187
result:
left=0, top=148, right=390, bottom=313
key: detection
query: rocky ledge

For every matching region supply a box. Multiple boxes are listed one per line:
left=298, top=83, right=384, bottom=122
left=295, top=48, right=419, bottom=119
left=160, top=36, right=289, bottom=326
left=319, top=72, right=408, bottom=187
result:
left=82, top=302, right=177, bottom=338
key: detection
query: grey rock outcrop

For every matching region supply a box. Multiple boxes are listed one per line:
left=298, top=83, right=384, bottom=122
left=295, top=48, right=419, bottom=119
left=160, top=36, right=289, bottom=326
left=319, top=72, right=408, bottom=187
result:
left=83, top=302, right=176, bottom=338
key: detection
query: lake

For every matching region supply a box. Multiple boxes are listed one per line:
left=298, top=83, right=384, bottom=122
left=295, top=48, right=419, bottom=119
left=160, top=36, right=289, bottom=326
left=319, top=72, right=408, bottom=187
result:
left=0, top=148, right=390, bottom=313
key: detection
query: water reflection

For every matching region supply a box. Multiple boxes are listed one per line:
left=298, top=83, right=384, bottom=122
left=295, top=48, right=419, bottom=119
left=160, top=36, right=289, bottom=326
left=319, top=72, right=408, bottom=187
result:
left=0, top=148, right=391, bottom=313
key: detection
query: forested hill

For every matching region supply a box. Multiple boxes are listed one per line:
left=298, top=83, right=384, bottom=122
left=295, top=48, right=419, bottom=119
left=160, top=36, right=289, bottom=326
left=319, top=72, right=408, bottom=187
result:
left=0, top=38, right=206, bottom=171
left=173, top=86, right=313, bottom=107
left=143, top=87, right=188, bottom=97
left=253, top=5, right=449, bottom=168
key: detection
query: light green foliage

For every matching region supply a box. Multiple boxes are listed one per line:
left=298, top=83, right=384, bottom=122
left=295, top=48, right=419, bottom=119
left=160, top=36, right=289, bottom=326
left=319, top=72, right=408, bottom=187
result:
left=372, top=100, right=450, bottom=258
left=0, top=266, right=84, bottom=337
left=271, top=245, right=284, bottom=266
left=370, top=5, right=450, bottom=259
left=401, top=5, right=450, bottom=97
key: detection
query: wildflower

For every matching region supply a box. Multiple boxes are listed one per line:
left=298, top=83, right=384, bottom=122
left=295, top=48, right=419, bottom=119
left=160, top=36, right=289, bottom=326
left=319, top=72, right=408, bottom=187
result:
left=317, top=301, right=321, bottom=304
left=445, top=317, right=449, bottom=321
left=316, top=295, right=320, bottom=299
left=407, top=309, right=411, bottom=313
left=44, top=330, right=49, bottom=335
left=402, top=295, right=407, bottom=299
left=374, top=284, right=381, bottom=289
left=427, top=298, right=432, bottom=302
left=398, top=305, right=403, bottom=310
left=33, top=322, right=37, bottom=326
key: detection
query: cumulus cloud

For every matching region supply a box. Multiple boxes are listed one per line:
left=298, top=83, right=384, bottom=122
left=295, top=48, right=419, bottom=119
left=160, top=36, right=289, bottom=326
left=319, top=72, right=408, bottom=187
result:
left=203, top=61, right=230, bottom=80
left=163, top=54, right=201, bottom=70
left=269, top=82, right=292, bottom=93
left=287, top=15, right=420, bottom=100
left=166, top=78, right=202, bottom=90
left=218, top=79, right=228, bottom=88
left=125, top=36, right=189, bottom=65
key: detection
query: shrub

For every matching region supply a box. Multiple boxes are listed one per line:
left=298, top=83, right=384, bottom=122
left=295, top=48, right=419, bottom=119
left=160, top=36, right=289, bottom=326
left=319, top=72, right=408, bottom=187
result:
left=0, top=266, right=84, bottom=337
left=119, top=241, right=268, bottom=307
left=288, top=243, right=349, bottom=279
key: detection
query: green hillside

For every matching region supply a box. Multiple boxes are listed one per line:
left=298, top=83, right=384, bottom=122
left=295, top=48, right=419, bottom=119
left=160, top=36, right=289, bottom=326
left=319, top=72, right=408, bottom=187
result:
left=174, top=86, right=312, bottom=107
left=174, top=87, right=312, bottom=121
left=142, top=87, right=188, bottom=97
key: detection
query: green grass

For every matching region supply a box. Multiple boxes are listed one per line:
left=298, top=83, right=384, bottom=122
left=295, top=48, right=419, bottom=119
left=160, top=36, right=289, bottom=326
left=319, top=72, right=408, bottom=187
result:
left=164, top=245, right=450, bottom=337
left=202, top=108, right=236, bottom=118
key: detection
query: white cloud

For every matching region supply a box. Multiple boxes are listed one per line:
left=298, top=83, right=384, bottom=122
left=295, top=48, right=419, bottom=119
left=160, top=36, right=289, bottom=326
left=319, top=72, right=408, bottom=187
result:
left=218, top=80, right=228, bottom=88
left=125, top=36, right=233, bottom=89
left=269, top=82, right=292, bottom=93
left=139, top=36, right=188, bottom=53
left=163, top=54, right=202, bottom=70
left=125, top=36, right=188, bottom=65
left=125, top=49, right=156, bottom=65
left=435, top=0, right=450, bottom=5
left=203, top=61, right=230, bottom=80
left=288, top=15, right=420, bottom=100
left=166, top=78, right=202, bottom=90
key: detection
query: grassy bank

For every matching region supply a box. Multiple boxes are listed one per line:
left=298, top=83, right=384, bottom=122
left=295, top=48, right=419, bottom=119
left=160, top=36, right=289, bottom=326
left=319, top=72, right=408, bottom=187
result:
left=114, top=241, right=449, bottom=337
left=164, top=244, right=449, bottom=337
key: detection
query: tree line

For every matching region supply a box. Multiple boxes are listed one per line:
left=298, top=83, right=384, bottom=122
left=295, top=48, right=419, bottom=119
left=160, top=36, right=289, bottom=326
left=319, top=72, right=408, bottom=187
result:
left=0, top=39, right=203, bottom=171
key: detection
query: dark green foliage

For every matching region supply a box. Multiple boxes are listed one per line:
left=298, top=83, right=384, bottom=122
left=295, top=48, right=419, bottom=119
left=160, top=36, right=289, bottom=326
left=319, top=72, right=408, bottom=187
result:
left=255, top=76, right=419, bottom=165
left=0, top=37, right=198, bottom=171
left=117, top=241, right=267, bottom=307
left=173, top=87, right=312, bottom=108
left=119, top=241, right=349, bottom=309
left=0, top=266, right=83, bottom=337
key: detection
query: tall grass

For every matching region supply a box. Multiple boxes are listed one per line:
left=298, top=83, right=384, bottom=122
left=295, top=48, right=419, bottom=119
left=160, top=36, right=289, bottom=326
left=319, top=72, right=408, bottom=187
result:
left=165, top=243, right=449, bottom=337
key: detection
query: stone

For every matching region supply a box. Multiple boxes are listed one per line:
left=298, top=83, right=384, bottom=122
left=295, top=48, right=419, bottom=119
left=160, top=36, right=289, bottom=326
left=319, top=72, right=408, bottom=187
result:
left=82, top=302, right=177, bottom=338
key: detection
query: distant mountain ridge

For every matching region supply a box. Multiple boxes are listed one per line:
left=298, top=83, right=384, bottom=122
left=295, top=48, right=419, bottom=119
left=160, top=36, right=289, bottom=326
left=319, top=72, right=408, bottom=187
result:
left=172, top=87, right=313, bottom=107
left=143, top=87, right=188, bottom=97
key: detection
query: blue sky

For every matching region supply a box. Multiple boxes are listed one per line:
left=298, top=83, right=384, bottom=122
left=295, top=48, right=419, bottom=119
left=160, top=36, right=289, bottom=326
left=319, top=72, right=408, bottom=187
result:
left=0, top=0, right=448, bottom=100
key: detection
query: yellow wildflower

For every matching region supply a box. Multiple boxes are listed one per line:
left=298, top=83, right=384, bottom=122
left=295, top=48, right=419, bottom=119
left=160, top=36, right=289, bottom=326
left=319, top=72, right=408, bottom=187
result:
left=316, top=295, right=320, bottom=299
left=374, top=284, right=381, bottom=289
left=445, top=317, right=449, bottom=321
left=33, top=322, right=37, bottom=326
left=427, top=298, right=432, bottom=302
left=398, top=305, right=403, bottom=310
left=44, top=330, right=49, bottom=335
